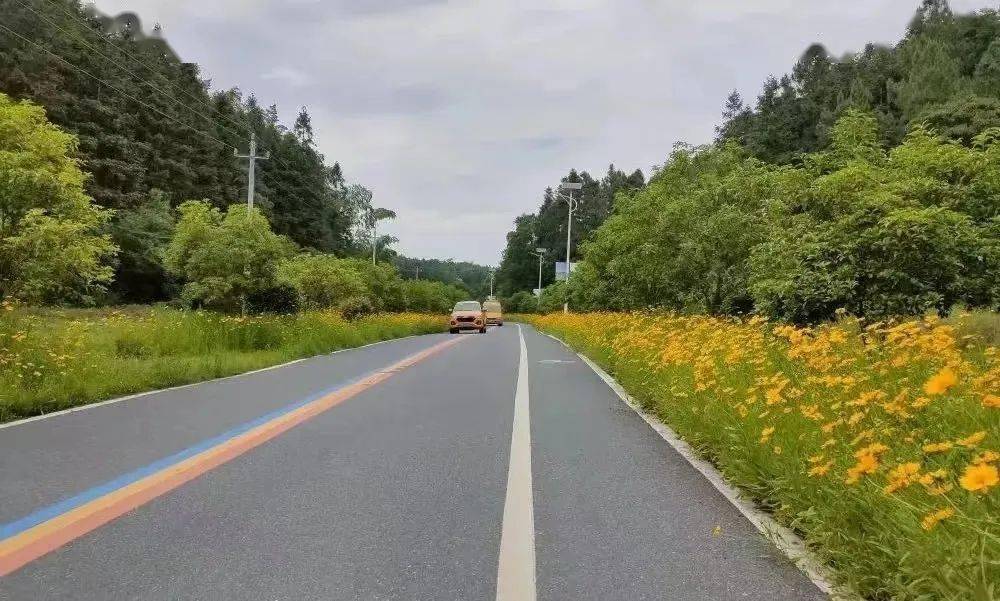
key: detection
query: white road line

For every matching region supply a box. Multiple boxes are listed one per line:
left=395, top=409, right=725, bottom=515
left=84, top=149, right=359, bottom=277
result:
left=496, top=325, right=536, bottom=601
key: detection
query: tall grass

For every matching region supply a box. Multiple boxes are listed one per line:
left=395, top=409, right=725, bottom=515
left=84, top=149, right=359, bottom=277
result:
left=0, top=304, right=445, bottom=422
left=524, top=311, right=999, bottom=601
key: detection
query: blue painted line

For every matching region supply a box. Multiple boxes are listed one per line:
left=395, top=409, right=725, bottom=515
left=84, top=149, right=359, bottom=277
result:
left=0, top=369, right=380, bottom=541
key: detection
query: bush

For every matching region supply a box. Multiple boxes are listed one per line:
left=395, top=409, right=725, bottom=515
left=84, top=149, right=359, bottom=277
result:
left=506, top=291, right=538, bottom=313
left=246, top=284, right=299, bottom=314
left=163, top=202, right=297, bottom=312
left=276, top=254, right=368, bottom=310
left=401, top=279, right=467, bottom=313
left=340, top=296, right=375, bottom=320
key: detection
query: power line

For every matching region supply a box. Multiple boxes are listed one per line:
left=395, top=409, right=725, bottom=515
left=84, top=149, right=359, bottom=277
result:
left=0, top=20, right=236, bottom=152
left=36, top=0, right=316, bottom=185
left=40, top=0, right=256, bottom=143
left=1, top=10, right=346, bottom=226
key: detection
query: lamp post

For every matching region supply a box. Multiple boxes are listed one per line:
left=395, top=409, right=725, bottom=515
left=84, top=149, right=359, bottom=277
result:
left=556, top=182, right=582, bottom=313
left=529, top=247, right=547, bottom=309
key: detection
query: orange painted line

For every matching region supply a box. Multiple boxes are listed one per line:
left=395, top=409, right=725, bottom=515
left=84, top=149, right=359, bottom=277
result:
left=0, top=336, right=463, bottom=576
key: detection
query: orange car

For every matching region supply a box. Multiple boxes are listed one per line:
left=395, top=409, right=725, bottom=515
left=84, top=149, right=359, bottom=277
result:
left=483, top=300, right=503, bottom=326
left=449, top=301, right=486, bottom=334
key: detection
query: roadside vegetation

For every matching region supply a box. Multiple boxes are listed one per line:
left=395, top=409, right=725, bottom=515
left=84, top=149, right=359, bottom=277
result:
left=0, top=91, right=463, bottom=423
left=525, top=311, right=999, bottom=600
left=0, top=304, right=445, bottom=423
left=499, top=2, right=1000, bottom=325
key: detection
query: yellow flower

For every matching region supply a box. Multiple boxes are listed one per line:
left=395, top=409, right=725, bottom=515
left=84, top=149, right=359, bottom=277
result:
left=759, top=426, right=775, bottom=444
left=956, top=431, right=987, bottom=447
left=922, top=441, right=953, bottom=454
left=972, top=451, right=999, bottom=465
left=923, top=366, right=958, bottom=395
left=773, top=446, right=782, bottom=455
left=846, top=453, right=879, bottom=484
left=983, top=394, right=1000, bottom=409
left=883, top=462, right=921, bottom=494
left=921, top=507, right=955, bottom=531
left=959, top=463, right=999, bottom=492
left=854, top=442, right=888, bottom=458
left=808, top=461, right=833, bottom=477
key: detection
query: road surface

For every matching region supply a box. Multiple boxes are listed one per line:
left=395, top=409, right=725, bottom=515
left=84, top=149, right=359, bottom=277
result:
left=0, top=324, right=826, bottom=600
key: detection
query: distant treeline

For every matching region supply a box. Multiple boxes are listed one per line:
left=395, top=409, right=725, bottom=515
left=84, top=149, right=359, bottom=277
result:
left=499, top=0, right=1000, bottom=322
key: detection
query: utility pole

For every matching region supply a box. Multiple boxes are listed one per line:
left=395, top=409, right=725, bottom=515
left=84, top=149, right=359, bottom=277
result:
left=235, top=133, right=269, bottom=211
left=489, top=269, right=495, bottom=298
left=371, top=212, right=378, bottom=265
left=415, top=266, right=420, bottom=280
left=557, top=182, right=582, bottom=314
left=530, top=247, right=546, bottom=309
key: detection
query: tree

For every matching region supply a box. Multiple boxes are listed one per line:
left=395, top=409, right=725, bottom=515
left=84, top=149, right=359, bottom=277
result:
left=915, top=95, right=1000, bottom=144
left=896, top=36, right=965, bottom=118
left=0, top=93, right=117, bottom=304
left=496, top=214, right=540, bottom=296
left=749, top=111, right=998, bottom=321
left=907, top=0, right=954, bottom=37
left=163, top=201, right=297, bottom=311
left=293, top=107, right=314, bottom=146
left=973, top=38, right=1000, bottom=97
left=110, top=189, right=176, bottom=302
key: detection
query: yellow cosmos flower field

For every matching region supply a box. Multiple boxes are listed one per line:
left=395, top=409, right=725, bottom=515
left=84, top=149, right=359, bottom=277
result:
left=525, top=312, right=999, bottom=601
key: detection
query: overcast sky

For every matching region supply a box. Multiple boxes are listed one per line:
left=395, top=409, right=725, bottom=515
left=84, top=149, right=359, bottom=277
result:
left=92, top=0, right=993, bottom=266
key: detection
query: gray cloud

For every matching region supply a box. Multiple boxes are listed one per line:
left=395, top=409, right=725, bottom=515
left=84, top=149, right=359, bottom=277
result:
left=92, top=0, right=994, bottom=265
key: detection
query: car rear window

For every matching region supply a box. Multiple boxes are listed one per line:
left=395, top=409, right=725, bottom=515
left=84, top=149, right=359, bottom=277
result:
left=484, top=302, right=502, bottom=312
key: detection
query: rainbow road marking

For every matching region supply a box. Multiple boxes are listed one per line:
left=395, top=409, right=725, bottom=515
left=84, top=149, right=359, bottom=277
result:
left=0, top=335, right=463, bottom=576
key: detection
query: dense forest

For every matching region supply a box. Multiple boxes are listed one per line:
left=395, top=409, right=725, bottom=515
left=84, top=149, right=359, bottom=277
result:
left=0, top=0, right=491, bottom=312
left=500, top=0, right=1000, bottom=322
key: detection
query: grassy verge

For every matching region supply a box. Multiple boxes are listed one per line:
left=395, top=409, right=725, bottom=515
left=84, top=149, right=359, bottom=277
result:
left=0, top=305, right=446, bottom=423
left=520, top=311, right=999, bottom=601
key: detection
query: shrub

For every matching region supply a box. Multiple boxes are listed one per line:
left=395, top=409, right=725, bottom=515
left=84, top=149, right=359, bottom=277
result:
left=163, top=202, right=297, bottom=312
left=276, top=254, right=368, bottom=310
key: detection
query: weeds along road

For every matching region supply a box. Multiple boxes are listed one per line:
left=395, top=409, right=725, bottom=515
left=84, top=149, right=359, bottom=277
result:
left=0, top=325, right=826, bottom=600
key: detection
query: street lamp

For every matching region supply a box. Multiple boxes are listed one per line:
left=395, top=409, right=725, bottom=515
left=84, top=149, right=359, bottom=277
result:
left=555, top=182, right=582, bottom=313
left=529, top=247, right=547, bottom=307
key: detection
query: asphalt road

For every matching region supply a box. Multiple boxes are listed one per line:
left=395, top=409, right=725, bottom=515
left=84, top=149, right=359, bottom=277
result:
left=0, top=324, right=827, bottom=600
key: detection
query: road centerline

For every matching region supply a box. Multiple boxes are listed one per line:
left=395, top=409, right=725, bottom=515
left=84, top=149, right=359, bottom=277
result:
left=0, top=334, right=464, bottom=577
left=495, top=324, right=536, bottom=601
